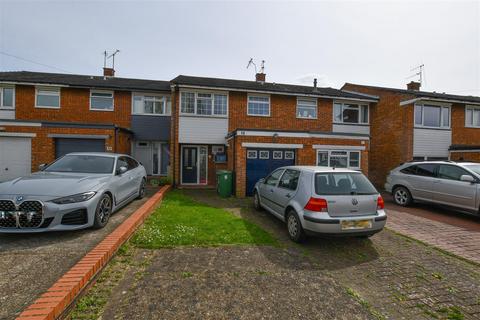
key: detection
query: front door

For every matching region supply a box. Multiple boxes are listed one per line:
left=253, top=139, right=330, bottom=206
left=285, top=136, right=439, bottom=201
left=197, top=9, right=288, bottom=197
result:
left=182, top=147, right=198, bottom=184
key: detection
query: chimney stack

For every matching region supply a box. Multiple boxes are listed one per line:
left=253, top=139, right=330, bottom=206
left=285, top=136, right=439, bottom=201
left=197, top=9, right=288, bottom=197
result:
left=313, top=78, right=318, bottom=91
left=103, top=67, right=115, bottom=77
left=255, top=72, right=266, bottom=83
left=407, top=81, right=420, bottom=91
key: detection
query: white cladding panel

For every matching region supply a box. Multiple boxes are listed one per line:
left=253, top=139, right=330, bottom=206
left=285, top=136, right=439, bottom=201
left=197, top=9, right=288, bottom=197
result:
left=179, top=116, right=228, bottom=144
left=332, top=124, right=370, bottom=135
left=0, top=110, right=14, bottom=119
left=413, top=128, right=451, bottom=157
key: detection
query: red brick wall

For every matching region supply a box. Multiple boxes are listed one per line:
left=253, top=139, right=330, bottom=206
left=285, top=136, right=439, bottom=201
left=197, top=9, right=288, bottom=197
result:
left=228, top=92, right=332, bottom=132
left=2, top=125, right=130, bottom=171
left=342, top=84, right=415, bottom=187
left=451, top=103, right=480, bottom=145
left=14, top=85, right=131, bottom=128
left=232, top=135, right=369, bottom=197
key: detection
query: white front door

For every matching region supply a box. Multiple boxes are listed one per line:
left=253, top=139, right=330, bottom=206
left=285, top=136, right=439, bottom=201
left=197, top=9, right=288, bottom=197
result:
left=134, top=141, right=166, bottom=176
left=0, top=137, right=31, bottom=182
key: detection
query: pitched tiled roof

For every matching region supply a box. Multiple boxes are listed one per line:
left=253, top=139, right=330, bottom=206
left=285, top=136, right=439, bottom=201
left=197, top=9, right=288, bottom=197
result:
left=0, top=71, right=171, bottom=92
left=344, top=83, right=480, bottom=104
left=172, top=75, right=378, bottom=101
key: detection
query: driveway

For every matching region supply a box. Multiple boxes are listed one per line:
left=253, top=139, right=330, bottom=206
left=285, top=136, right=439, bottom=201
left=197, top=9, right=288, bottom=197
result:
left=74, top=190, right=480, bottom=320
left=0, top=187, right=158, bottom=320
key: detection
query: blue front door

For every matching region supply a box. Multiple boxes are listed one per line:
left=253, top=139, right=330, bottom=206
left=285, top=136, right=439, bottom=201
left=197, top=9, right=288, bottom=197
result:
left=246, top=149, right=295, bottom=196
left=182, top=147, right=198, bottom=184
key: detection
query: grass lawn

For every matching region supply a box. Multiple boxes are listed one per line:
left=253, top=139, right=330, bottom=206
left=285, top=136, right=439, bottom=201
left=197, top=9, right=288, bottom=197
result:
left=131, top=190, right=277, bottom=248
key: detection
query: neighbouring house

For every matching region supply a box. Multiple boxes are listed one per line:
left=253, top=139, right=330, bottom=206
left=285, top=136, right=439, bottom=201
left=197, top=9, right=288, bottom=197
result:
left=170, top=73, right=378, bottom=197
left=0, top=69, right=171, bottom=182
left=342, top=81, right=480, bottom=187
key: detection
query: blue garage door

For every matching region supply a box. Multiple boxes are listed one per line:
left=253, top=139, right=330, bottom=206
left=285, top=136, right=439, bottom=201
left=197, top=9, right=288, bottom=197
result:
left=55, top=138, right=105, bottom=159
left=246, top=149, right=295, bottom=196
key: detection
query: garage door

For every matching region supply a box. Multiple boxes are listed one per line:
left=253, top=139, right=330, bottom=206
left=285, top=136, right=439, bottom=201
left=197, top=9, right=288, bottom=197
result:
left=246, top=149, right=295, bottom=196
left=55, top=138, right=105, bottom=159
left=0, top=137, right=31, bottom=182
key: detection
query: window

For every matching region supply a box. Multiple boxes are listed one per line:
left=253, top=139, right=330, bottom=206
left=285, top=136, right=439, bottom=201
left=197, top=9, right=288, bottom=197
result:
left=284, top=151, right=295, bottom=160
left=125, top=157, right=139, bottom=169
left=259, top=150, right=269, bottom=159
left=416, top=164, right=437, bottom=177
left=414, top=104, right=450, bottom=128
left=0, top=87, right=14, bottom=109
left=297, top=98, right=317, bottom=119
left=248, top=95, right=270, bottom=116
left=278, top=169, right=300, bottom=190
left=265, top=169, right=284, bottom=186
left=273, top=151, right=283, bottom=159
left=36, top=87, right=60, bottom=108
left=315, top=172, right=377, bottom=195
left=45, top=155, right=114, bottom=174
left=116, top=157, right=130, bottom=172
left=316, top=150, right=361, bottom=169
left=333, top=102, right=369, bottom=124
left=438, top=165, right=470, bottom=181
left=90, top=91, right=114, bottom=111
left=400, top=165, right=417, bottom=175
left=133, top=94, right=171, bottom=115
left=180, top=91, right=227, bottom=116
left=465, top=106, right=480, bottom=128
left=247, top=150, right=257, bottom=159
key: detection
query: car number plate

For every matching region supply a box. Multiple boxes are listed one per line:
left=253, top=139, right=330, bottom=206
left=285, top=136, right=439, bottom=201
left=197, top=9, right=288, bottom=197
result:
left=341, top=219, right=372, bottom=230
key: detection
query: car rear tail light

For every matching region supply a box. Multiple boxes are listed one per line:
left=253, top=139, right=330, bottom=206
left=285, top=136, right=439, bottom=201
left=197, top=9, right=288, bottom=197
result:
left=304, top=197, right=328, bottom=212
left=377, top=195, right=385, bottom=210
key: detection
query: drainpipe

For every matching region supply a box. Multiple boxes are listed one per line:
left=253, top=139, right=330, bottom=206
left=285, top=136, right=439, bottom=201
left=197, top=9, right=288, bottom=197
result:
left=114, top=126, right=118, bottom=153
left=170, top=84, right=176, bottom=187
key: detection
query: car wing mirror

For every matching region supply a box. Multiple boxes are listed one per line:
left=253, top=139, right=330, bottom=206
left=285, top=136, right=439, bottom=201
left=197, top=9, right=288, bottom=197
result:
left=116, top=166, right=128, bottom=175
left=38, top=163, right=48, bottom=171
left=258, top=178, right=265, bottom=184
left=460, top=175, right=475, bottom=183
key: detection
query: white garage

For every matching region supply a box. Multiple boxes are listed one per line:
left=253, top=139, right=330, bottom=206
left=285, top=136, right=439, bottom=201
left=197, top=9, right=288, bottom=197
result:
left=0, top=133, right=34, bottom=182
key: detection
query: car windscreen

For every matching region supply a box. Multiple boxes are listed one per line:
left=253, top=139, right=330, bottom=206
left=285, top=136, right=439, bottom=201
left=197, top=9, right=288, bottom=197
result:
left=462, top=164, right=480, bottom=176
left=315, top=172, right=378, bottom=195
left=44, top=155, right=115, bottom=174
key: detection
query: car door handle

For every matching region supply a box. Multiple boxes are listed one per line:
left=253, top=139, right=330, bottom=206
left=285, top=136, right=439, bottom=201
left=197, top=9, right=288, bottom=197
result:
left=285, top=193, right=291, bottom=198
left=269, top=189, right=274, bottom=193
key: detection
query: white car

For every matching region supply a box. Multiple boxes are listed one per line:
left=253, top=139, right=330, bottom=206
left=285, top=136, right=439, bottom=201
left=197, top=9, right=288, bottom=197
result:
left=0, top=153, right=146, bottom=232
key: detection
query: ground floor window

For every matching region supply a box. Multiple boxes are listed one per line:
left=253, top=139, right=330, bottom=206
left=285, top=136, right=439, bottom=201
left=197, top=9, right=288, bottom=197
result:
left=133, top=141, right=169, bottom=176
left=316, top=150, right=361, bottom=169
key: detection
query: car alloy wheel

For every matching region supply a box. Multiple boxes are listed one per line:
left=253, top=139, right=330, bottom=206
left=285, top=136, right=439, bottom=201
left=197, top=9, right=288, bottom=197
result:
left=98, top=196, right=112, bottom=224
left=394, top=189, right=408, bottom=205
left=138, top=179, right=146, bottom=199
left=287, top=214, right=298, bottom=237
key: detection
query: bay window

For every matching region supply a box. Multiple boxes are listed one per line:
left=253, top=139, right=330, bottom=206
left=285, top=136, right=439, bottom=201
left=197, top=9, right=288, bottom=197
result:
left=316, top=150, right=361, bottom=169
left=133, top=94, right=171, bottom=115
left=297, top=98, right=317, bottom=119
left=180, top=91, right=228, bottom=116
left=414, top=104, right=450, bottom=128
left=333, top=102, right=369, bottom=124
left=36, top=87, right=60, bottom=108
left=0, top=87, right=14, bottom=109
left=465, top=106, right=480, bottom=128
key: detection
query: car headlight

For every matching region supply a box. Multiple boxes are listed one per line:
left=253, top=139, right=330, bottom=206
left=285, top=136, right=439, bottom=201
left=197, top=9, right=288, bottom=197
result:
left=51, top=191, right=97, bottom=204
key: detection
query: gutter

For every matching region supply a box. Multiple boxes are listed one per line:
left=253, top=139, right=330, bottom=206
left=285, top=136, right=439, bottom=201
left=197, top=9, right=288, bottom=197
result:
left=400, top=97, right=480, bottom=106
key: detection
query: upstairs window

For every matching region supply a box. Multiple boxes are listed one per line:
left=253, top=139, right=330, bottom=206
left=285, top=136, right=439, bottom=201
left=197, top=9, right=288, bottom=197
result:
left=0, top=87, right=14, bottom=109
left=180, top=91, right=227, bottom=116
left=465, top=105, right=480, bottom=128
left=334, top=102, right=369, bottom=124
left=36, top=87, right=60, bottom=108
left=297, top=98, right=317, bottom=119
left=90, top=90, right=114, bottom=111
left=133, top=94, right=171, bottom=115
left=248, top=95, right=270, bottom=116
left=414, top=104, right=450, bottom=128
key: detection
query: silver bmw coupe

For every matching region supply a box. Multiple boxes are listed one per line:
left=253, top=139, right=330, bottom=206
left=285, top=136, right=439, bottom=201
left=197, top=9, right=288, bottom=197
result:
left=0, top=152, right=146, bottom=232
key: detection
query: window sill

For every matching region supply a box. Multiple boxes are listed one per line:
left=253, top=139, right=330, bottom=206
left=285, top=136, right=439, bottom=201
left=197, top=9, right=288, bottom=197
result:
left=35, top=106, right=61, bottom=109
left=133, top=113, right=171, bottom=117
left=333, top=122, right=370, bottom=126
left=90, top=108, right=115, bottom=112
left=414, top=126, right=451, bottom=130
left=179, top=114, right=228, bottom=119
left=247, top=114, right=271, bottom=117
left=297, top=116, right=318, bottom=120
left=465, top=125, right=480, bottom=129
left=0, top=107, right=15, bottom=110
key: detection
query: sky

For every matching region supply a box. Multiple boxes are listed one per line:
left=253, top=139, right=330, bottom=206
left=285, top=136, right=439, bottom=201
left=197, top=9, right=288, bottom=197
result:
left=0, top=0, right=479, bottom=95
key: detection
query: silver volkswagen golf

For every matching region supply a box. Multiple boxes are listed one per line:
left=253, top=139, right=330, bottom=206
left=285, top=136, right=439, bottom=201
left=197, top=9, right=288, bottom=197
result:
left=385, top=161, right=480, bottom=212
left=0, top=152, right=146, bottom=233
left=253, top=166, right=386, bottom=242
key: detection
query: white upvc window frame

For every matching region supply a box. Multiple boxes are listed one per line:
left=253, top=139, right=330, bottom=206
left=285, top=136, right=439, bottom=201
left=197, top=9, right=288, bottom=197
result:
left=465, top=105, right=480, bottom=128
left=296, top=97, right=318, bottom=119
left=333, top=101, right=369, bottom=125
left=35, top=87, right=61, bottom=109
left=414, top=102, right=451, bottom=129
left=179, top=90, right=228, bottom=117
left=0, top=86, right=15, bottom=110
left=316, top=150, right=361, bottom=170
left=90, top=90, right=114, bottom=111
left=247, top=94, right=271, bottom=117
left=132, top=92, right=171, bottom=116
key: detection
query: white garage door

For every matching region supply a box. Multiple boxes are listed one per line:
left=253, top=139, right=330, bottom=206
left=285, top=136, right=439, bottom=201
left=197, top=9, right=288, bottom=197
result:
left=0, top=137, right=32, bottom=182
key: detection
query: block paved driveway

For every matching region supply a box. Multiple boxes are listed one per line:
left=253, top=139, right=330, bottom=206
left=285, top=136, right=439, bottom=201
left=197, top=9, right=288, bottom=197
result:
left=0, top=187, right=158, bottom=320
left=98, top=190, right=480, bottom=320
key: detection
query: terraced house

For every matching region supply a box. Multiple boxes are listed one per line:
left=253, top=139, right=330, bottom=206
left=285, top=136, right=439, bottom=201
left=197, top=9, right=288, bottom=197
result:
left=170, top=73, right=378, bottom=197
left=343, top=81, right=480, bottom=186
left=0, top=69, right=171, bottom=181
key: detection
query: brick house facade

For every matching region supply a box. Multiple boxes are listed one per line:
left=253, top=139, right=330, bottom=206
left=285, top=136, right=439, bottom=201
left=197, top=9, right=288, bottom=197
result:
left=342, top=82, right=480, bottom=187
